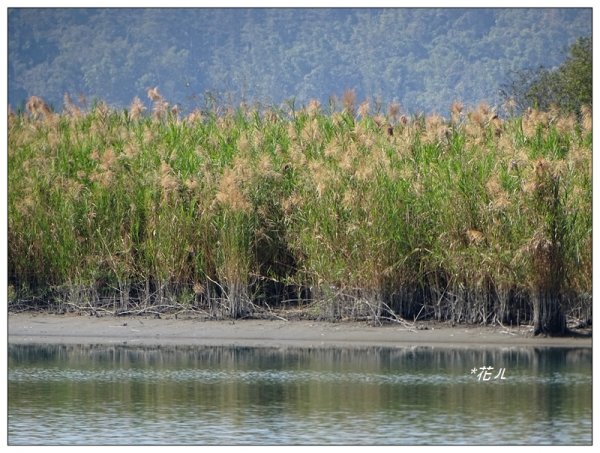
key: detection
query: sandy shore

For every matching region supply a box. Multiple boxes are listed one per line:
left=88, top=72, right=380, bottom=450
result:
left=7, top=312, right=592, bottom=349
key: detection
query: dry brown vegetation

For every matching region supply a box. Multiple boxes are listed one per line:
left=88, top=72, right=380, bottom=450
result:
left=7, top=93, right=592, bottom=333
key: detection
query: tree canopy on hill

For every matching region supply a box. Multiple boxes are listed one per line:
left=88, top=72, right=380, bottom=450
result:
left=8, top=8, right=591, bottom=114
left=501, top=36, right=592, bottom=114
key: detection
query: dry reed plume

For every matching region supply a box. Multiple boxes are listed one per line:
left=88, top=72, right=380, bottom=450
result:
left=7, top=92, right=592, bottom=329
left=26, top=96, right=52, bottom=118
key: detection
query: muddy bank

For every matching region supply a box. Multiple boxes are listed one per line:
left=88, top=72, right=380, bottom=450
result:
left=7, top=312, right=591, bottom=349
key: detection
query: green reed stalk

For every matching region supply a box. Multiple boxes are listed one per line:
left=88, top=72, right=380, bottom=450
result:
left=7, top=97, right=592, bottom=330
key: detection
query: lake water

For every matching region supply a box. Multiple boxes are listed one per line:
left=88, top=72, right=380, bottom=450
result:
left=8, top=343, right=592, bottom=445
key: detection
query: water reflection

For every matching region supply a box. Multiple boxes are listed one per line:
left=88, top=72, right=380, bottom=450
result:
left=8, top=344, right=592, bottom=445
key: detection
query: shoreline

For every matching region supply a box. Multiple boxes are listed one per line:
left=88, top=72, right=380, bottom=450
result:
left=7, top=312, right=592, bottom=349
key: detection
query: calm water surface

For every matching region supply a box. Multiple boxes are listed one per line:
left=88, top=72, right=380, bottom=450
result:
left=8, top=343, right=592, bottom=445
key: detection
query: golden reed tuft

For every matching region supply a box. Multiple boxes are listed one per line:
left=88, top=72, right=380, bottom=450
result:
left=160, top=161, right=179, bottom=193
left=147, top=87, right=170, bottom=120
left=147, top=87, right=162, bottom=102
left=450, top=100, right=463, bottom=123
left=129, top=97, right=146, bottom=120
left=466, top=229, right=485, bottom=246
left=358, top=100, right=370, bottom=119
left=580, top=105, right=592, bottom=134
left=215, top=168, right=251, bottom=213
left=63, top=93, right=82, bottom=117
left=306, top=99, right=321, bottom=117
left=26, top=96, right=52, bottom=118
left=342, top=89, right=356, bottom=115
left=387, top=102, right=401, bottom=123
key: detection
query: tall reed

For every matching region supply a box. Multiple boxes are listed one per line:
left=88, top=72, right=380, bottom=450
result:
left=8, top=95, right=592, bottom=329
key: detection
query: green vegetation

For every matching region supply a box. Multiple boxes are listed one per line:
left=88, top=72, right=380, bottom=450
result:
left=501, top=36, right=592, bottom=114
left=8, top=92, right=592, bottom=334
left=8, top=8, right=591, bottom=114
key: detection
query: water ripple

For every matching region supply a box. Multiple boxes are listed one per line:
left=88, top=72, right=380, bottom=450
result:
left=8, top=366, right=592, bottom=386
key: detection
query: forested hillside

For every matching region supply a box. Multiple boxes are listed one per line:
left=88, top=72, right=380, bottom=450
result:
left=8, top=8, right=591, bottom=114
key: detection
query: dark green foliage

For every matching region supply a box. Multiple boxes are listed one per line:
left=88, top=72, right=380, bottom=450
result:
left=8, top=8, right=591, bottom=114
left=501, top=37, right=592, bottom=114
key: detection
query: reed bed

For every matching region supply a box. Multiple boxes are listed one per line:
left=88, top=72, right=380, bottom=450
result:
left=8, top=93, right=592, bottom=327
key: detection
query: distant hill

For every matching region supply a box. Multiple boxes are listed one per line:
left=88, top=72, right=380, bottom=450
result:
left=8, top=8, right=592, bottom=114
